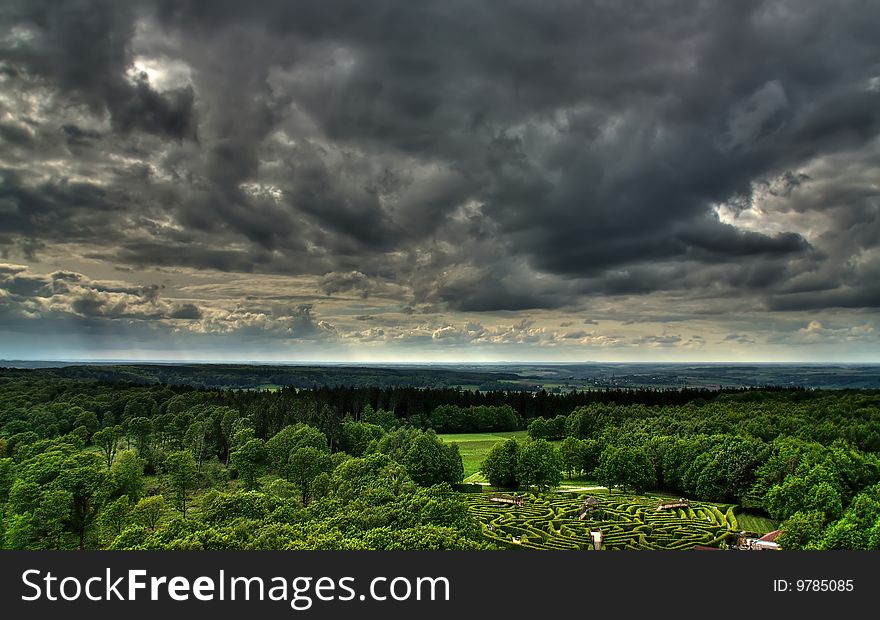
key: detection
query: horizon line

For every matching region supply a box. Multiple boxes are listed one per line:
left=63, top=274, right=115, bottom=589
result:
left=3, top=359, right=880, bottom=366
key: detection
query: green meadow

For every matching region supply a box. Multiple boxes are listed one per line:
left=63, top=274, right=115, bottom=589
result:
left=438, top=430, right=529, bottom=479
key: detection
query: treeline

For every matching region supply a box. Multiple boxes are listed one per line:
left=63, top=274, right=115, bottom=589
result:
left=33, top=364, right=523, bottom=390
left=0, top=366, right=793, bottom=423
left=217, top=384, right=779, bottom=423
left=527, top=393, right=880, bottom=451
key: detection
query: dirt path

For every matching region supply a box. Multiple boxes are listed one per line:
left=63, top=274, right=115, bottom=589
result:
left=556, top=485, right=607, bottom=493
left=469, top=482, right=607, bottom=493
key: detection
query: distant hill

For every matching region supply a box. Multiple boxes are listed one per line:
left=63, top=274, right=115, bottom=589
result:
left=1, top=361, right=878, bottom=390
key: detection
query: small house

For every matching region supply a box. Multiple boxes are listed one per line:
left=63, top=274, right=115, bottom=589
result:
left=735, top=530, right=781, bottom=550
left=759, top=530, right=781, bottom=543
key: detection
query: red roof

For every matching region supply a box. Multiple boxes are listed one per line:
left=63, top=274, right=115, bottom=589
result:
left=759, top=530, right=781, bottom=542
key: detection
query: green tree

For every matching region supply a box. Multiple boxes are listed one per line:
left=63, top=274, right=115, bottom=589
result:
left=404, top=432, right=463, bottom=487
left=362, top=405, right=397, bottom=431
left=597, top=446, right=656, bottom=494
left=266, top=424, right=329, bottom=476
left=98, top=496, right=130, bottom=542
left=340, top=419, right=385, bottom=457
left=765, top=463, right=843, bottom=521
left=565, top=405, right=600, bottom=439
left=527, top=417, right=550, bottom=440
left=123, top=395, right=157, bottom=421
left=331, top=453, right=415, bottom=503
left=0, top=458, right=14, bottom=504
left=92, top=425, right=121, bottom=469
left=132, top=495, right=165, bottom=530
left=107, top=450, right=145, bottom=502
left=34, top=488, right=72, bottom=549
left=126, top=417, right=153, bottom=455
left=164, top=451, right=198, bottom=519
left=184, top=420, right=210, bottom=472
left=70, top=425, right=90, bottom=444
left=688, top=436, right=766, bottom=502
left=287, top=446, right=331, bottom=506
left=580, top=439, right=601, bottom=478
left=807, top=481, right=844, bottom=521
left=481, top=438, right=521, bottom=488
left=55, top=452, right=107, bottom=549
left=73, top=411, right=100, bottom=436
left=3, top=513, right=37, bottom=550
left=778, top=510, right=826, bottom=550
left=517, top=440, right=563, bottom=490
left=231, top=425, right=256, bottom=451
left=813, top=488, right=880, bottom=550
left=229, top=439, right=267, bottom=490
left=219, top=408, right=241, bottom=464
left=376, top=427, right=422, bottom=462
left=560, top=437, right=585, bottom=478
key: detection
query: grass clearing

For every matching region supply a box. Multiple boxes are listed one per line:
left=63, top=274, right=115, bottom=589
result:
left=736, top=512, right=777, bottom=534
left=439, top=430, right=529, bottom=478
left=558, top=476, right=601, bottom=487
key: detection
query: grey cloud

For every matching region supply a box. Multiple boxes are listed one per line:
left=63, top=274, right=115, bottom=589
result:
left=0, top=122, right=33, bottom=146
left=722, top=334, right=756, bottom=345
left=766, top=285, right=880, bottom=311
left=272, top=304, right=339, bottom=341
left=318, top=271, right=380, bottom=298
left=557, top=330, right=588, bottom=340
left=1, top=1, right=196, bottom=140
left=169, top=303, right=203, bottom=319
left=61, top=123, right=102, bottom=146
left=631, top=335, right=683, bottom=347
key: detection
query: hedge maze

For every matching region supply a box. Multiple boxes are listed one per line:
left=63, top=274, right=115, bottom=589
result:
left=464, top=492, right=737, bottom=550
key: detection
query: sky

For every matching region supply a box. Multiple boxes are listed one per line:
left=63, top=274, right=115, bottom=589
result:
left=1, top=0, right=879, bottom=363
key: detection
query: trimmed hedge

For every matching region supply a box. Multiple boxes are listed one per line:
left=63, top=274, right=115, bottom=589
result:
left=465, top=492, right=737, bottom=551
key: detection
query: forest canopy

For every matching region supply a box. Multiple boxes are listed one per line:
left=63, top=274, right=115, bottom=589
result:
left=0, top=369, right=878, bottom=550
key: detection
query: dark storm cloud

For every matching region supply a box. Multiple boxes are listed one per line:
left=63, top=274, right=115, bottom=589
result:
left=61, top=124, right=102, bottom=146
left=0, top=0, right=878, bottom=318
left=766, top=286, right=880, bottom=311
left=169, top=303, right=202, bottom=319
left=0, top=0, right=196, bottom=140
left=430, top=276, right=572, bottom=312
left=0, top=122, right=33, bottom=146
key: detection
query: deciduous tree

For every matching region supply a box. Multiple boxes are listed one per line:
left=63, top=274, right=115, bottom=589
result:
left=92, top=426, right=122, bottom=469
left=165, top=450, right=198, bottom=519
